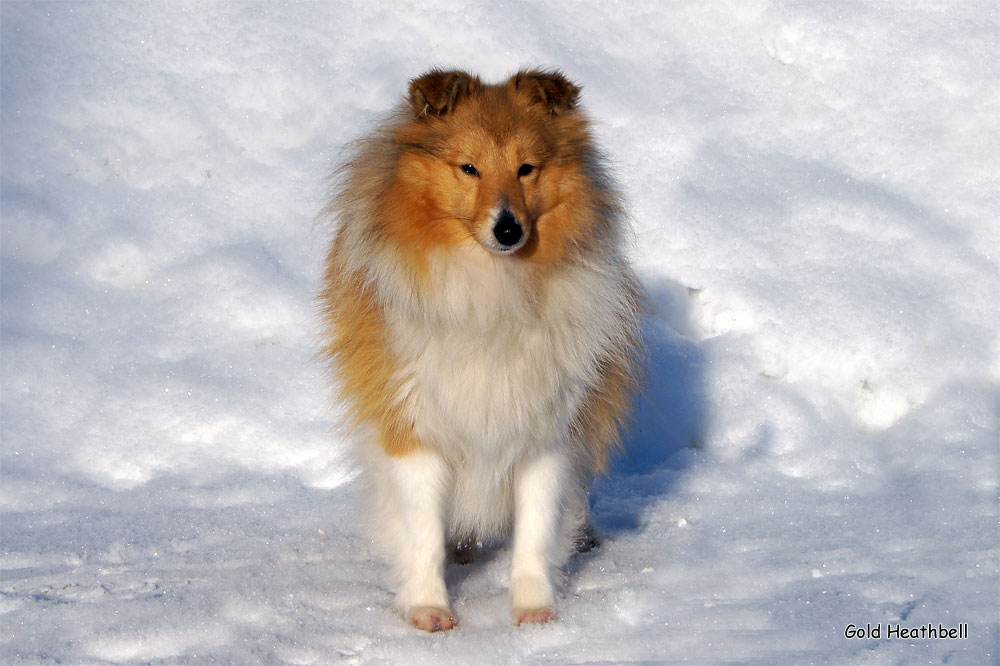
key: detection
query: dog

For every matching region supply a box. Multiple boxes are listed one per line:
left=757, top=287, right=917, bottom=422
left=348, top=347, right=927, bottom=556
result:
left=320, top=68, right=641, bottom=631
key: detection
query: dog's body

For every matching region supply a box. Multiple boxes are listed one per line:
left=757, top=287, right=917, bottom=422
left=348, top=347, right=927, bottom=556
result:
left=321, top=69, right=641, bottom=631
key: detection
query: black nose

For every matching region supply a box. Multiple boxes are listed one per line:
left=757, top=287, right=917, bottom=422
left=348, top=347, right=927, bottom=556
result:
left=493, top=209, right=523, bottom=247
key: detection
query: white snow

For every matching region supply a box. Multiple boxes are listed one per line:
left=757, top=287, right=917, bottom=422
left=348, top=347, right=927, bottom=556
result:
left=2, top=1, right=997, bottom=664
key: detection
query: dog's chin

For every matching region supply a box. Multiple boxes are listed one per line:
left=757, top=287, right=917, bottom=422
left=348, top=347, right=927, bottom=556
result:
left=477, top=234, right=529, bottom=257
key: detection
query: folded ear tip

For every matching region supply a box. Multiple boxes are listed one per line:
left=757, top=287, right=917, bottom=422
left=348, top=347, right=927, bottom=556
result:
left=513, top=68, right=581, bottom=113
left=408, top=69, right=479, bottom=117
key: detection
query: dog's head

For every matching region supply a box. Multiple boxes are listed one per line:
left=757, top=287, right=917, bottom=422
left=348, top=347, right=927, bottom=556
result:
left=391, top=68, right=591, bottom=262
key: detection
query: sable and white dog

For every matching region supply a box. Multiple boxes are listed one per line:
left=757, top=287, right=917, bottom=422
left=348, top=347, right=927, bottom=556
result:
left=321, top=68, right=641, bottom=631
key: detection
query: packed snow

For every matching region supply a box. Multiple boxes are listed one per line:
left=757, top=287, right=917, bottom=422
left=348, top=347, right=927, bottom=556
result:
left=2, top=1, right=997, bottom=664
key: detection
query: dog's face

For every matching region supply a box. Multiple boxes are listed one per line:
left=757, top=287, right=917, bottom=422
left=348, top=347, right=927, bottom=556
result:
left=391, top=69, right=589, bottom=262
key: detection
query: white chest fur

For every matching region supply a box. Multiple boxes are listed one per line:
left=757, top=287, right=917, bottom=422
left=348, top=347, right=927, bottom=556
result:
left=367, top=243, right=632, bottom=539
left=384, top=245, right=627, bottom=466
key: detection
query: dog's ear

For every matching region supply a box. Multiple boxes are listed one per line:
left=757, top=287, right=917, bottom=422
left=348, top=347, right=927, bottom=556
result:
left=513, top=69, right=581, bottom=114
left=408, top=69, right=480, bottom=117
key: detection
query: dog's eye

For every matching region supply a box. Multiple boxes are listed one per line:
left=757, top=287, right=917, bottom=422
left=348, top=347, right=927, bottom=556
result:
left=518, top=163, right=535, bottom=177
left=460, top=164, right=479, bottom=177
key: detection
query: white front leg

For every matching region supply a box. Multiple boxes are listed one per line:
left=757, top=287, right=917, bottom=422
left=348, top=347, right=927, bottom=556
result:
left=510, top=448, right=568, bottom=624
left=384, top=448, right=455, bottom=631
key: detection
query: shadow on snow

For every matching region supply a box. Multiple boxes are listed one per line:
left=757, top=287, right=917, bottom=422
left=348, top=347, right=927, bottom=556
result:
left=589, top=276, right=708, bottom=535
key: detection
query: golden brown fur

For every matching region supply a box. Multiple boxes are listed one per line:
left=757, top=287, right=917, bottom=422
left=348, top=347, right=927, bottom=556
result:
left=319, top=68, right=641, bottom=629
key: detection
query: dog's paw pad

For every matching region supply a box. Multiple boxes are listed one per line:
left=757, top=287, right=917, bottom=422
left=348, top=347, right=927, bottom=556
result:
left=410, top=606, right=458, bottom=632
left=515, top=607, right=557, bottom=626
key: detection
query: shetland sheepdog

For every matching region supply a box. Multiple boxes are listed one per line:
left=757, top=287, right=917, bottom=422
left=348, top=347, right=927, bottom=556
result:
left=320, top=69, right=641, bottom=631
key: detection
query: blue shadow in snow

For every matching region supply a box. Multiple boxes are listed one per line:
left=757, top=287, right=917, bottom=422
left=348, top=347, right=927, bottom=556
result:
left=590, top=277, right=708, bottom=534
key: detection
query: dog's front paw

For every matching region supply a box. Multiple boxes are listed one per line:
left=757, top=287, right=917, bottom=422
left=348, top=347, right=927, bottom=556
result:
left=514, top=607, right=557, bottom=626
left=409, top=606, right=458, bottom=632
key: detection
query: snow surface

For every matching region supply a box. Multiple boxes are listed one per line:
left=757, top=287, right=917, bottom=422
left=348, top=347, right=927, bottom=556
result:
left=2, top=1, right=998, bottom=664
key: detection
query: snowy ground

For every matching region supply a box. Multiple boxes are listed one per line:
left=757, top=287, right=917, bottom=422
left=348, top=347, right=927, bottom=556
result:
left=2, top=1, right=998, bottom=664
